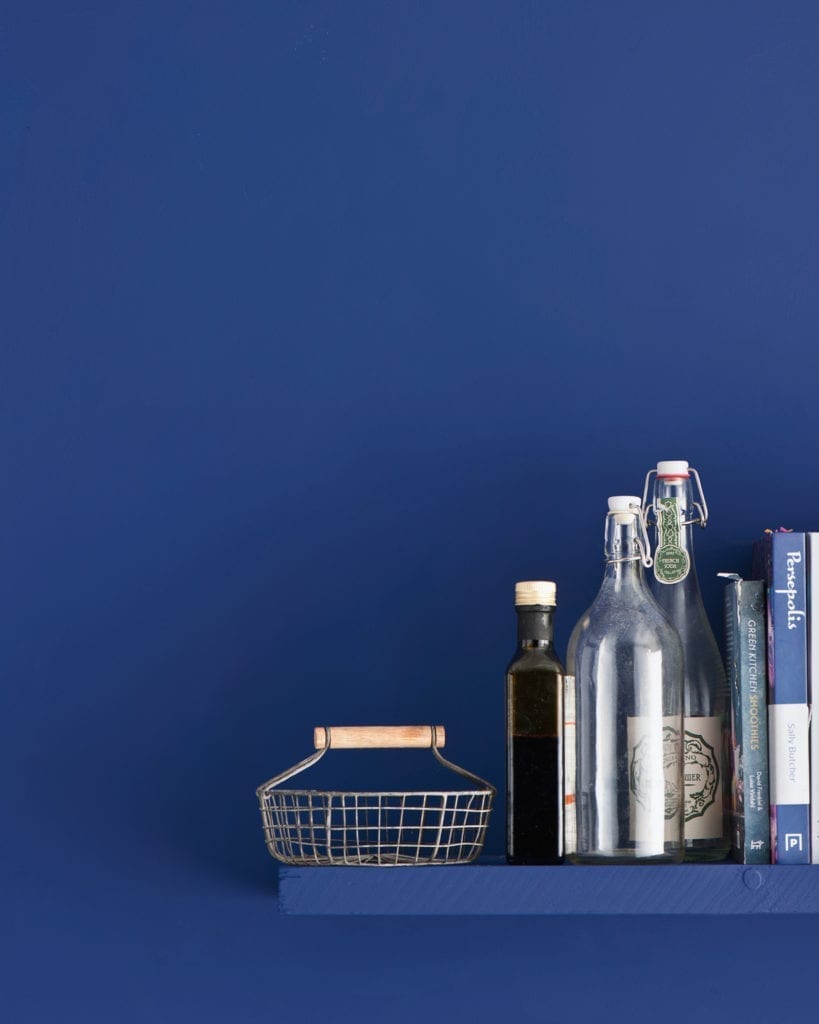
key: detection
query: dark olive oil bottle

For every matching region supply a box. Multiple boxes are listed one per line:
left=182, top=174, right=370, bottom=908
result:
left=506, top=581, right=564, bottom=864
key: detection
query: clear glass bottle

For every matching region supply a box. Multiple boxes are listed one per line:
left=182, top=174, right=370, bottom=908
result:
left=568, top=496, right=684, bottom=864
left=643, top=460, right=730, bottom=862
left=506, top=581, right=564, bottom=864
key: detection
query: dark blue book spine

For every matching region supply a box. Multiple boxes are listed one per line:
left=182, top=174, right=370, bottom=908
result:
left=722, top=575, right=770, bottom=863
left=756, top=532, right=810, bottom=863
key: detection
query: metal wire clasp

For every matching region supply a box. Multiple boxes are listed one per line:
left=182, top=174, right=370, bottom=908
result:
left=641, top=467, right=709, bottom=529
left=632, top=498, right=654, bottom=568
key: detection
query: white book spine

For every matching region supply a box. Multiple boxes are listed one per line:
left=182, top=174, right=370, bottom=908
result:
left=563, top=674, right=576, bottom=856
left=810, top=533, right=819, bottom=863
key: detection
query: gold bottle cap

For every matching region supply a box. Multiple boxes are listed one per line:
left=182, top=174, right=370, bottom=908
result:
left=515, top=581, right=557, bottom=607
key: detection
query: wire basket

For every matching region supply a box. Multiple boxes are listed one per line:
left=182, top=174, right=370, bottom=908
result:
left=256, top=725, right=495, bottom=866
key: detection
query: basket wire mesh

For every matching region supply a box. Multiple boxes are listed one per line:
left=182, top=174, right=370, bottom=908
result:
left=256, top=726, right=495, bottom=866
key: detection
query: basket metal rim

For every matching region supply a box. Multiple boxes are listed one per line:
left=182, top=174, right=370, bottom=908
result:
left=259, top=788, right=494, bottom=799
left=269, top=855, right=484, bottom=867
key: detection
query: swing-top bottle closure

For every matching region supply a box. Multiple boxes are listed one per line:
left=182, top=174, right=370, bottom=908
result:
left=606, top=495, right=653, bottom=569
left=641, top=460, right=709, bottom=529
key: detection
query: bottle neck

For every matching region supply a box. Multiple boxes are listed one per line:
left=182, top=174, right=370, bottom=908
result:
left=516, top=606, right=555, bottom=648
left=602, top=510, right=646, bottom=591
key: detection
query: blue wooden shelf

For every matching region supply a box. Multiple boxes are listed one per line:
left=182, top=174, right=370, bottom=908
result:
left=277, top=859, right=819, bottom=915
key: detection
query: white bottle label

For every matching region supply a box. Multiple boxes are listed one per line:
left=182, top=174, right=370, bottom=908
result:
left=627, top=716, right=683, bottom=849
left=563, top=675, right=577, bottom=855
left=683, top=715, right=723, bottom=839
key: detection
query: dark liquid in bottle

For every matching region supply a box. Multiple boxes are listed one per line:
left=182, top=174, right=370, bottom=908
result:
left=506, top=604, right=563, bottom=865
left=508, top=734, right=562, bottom=864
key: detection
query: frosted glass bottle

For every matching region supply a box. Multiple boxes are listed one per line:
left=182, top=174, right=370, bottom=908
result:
left=643, top=460, right=730, bottom=862
left=568, top=496, right=684, bottom=864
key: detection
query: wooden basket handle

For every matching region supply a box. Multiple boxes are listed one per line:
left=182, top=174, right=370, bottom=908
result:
left=313, top=725, right=446, bottom=750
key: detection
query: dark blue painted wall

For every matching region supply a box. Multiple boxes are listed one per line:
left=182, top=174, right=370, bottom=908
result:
left=5, top=3, right=819, bottom=1020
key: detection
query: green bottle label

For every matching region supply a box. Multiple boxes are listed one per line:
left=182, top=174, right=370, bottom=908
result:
left=653, top=497, right=690, bottom=584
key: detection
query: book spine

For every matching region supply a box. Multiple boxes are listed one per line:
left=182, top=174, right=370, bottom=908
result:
left=724, top=577, right=770, bottom=863
left=810, top=534, right=819, bottom=863
left=766, top=532, right=810, bottom=864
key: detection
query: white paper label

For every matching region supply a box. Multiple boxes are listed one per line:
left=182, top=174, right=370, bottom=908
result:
left=563, top=675, right=577, bottom=855
left=627, top=716, right=683, bottom=849
left=769, top=703, right=810, bottom=805
left=683, top=715, right=724, bottom=840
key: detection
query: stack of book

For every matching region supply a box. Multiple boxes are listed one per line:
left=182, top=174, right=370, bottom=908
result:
left=725, top=529, right=819, bottom=865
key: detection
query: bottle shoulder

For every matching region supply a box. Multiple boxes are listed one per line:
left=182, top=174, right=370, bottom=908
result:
left=569, top=588, right=683, bottom=654
left=507, top=647, right=564, bottom=675
left=649, top=579, right=726, bottom=679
